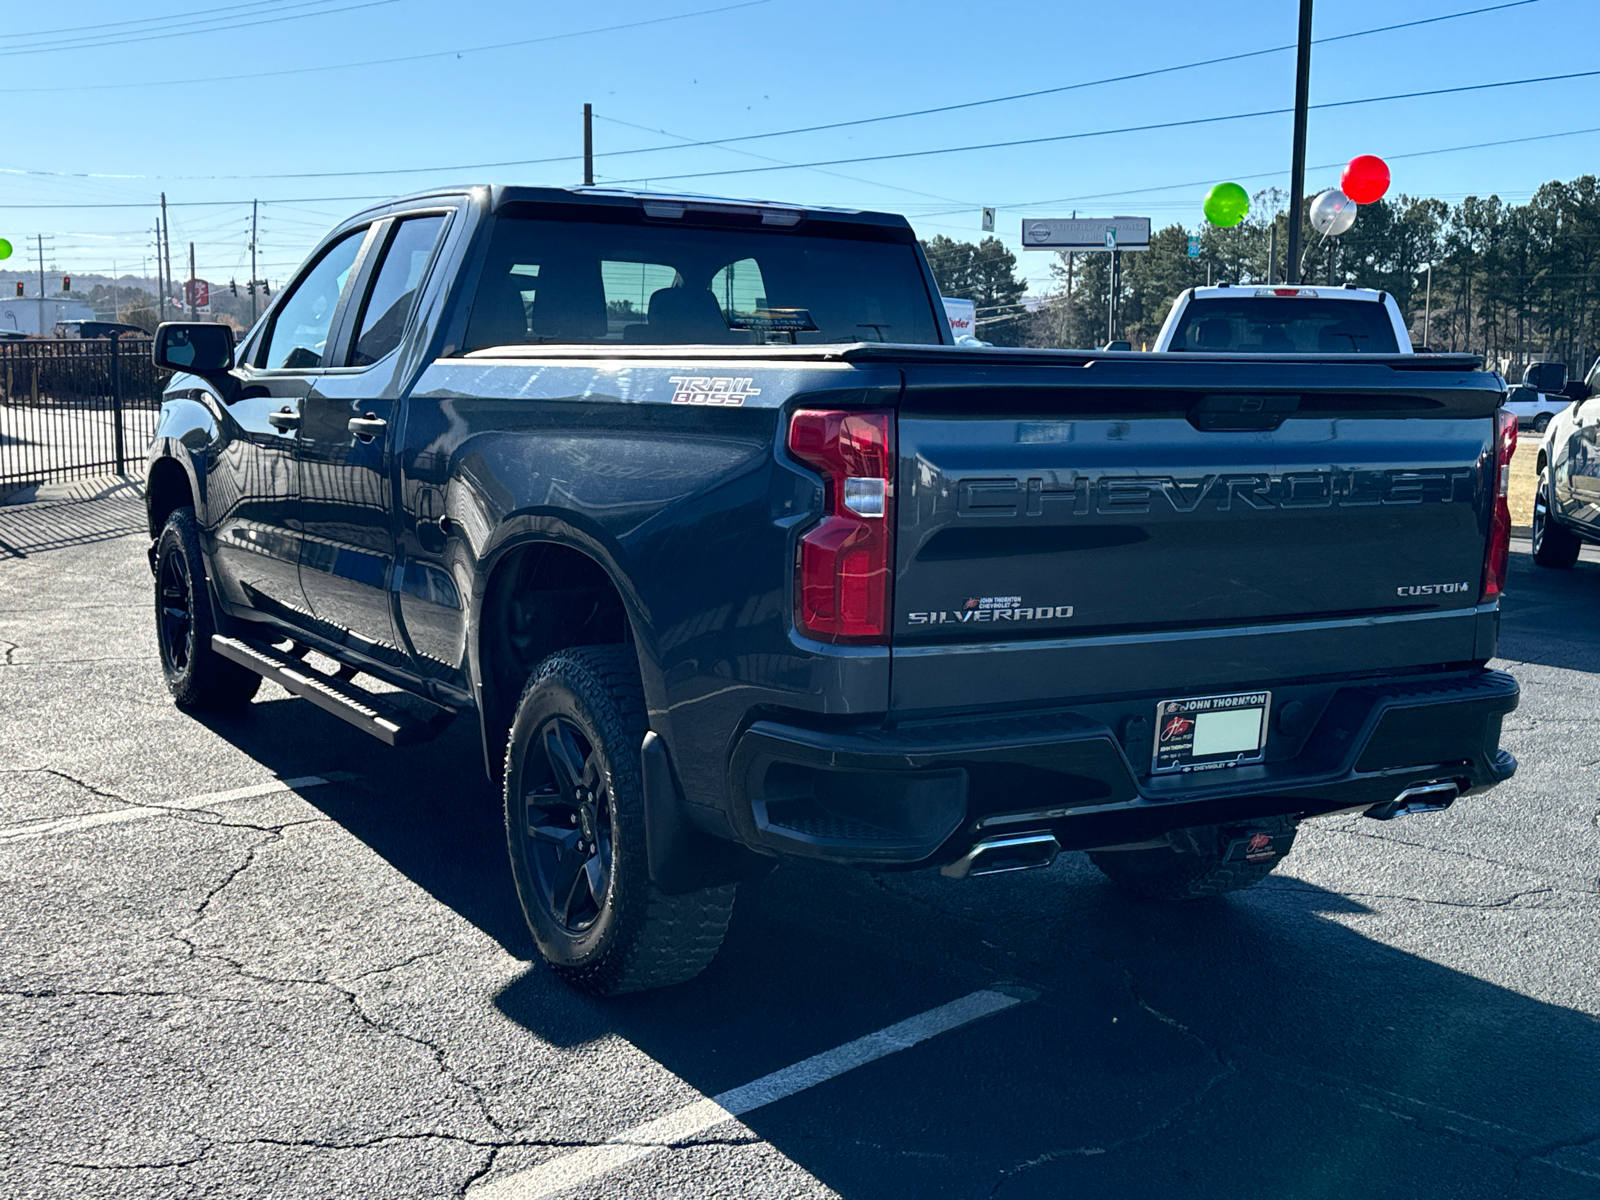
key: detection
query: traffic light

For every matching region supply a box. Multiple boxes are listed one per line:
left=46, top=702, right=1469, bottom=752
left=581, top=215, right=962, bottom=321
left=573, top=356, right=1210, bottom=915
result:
left=246, top=280, right=254, bottom=296
left=262, top=280, right=270, bottom=296
left=230, top=278, right=238, bottom=296
left=62, top=276, right=70, bottom=292
left=13, top=282, right=21, bottom=297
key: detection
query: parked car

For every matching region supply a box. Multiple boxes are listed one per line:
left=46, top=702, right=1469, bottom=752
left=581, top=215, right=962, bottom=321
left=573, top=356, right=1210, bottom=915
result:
left=1529, top=357, right=1600, bottom=566
left=54, top=319, right=149, bottom=340
left=144, top=185, right=1519, bottom=996
left=1153, top=284, right=1413, bottom=354
left=1504, top=364, right=1574, bottom=433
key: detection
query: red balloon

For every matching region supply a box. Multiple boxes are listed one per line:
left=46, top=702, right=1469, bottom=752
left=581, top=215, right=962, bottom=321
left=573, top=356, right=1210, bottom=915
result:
left=1342, top=155, right=1391, bottom=205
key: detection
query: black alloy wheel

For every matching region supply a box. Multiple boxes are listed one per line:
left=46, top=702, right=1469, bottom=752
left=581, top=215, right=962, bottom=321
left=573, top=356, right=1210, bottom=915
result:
left=158, top=549, right=195, bottom=676
left=502, top=645, right=737, bottom=996
left=522, top=716, right=614, bottom=933
left=153, top=507, right=261, bottom=709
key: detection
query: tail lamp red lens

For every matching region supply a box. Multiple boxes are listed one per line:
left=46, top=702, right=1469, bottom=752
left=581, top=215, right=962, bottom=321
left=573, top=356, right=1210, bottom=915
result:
left=1481, top=407, right=1517, bottom=601
left=787, top=408, right=894, bottom=643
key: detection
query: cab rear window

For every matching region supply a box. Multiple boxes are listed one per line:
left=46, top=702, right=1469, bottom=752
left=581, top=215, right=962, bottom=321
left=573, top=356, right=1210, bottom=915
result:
left=463, top=216, right=942, bottom=350
left=1170, top=297, right=1399, bottom=354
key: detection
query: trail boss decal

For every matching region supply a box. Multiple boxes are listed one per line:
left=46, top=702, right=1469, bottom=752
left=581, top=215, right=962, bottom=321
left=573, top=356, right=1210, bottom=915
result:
left=907, top=596, right=1074, bottom=625
left=668, top=376, right=761, bottom=407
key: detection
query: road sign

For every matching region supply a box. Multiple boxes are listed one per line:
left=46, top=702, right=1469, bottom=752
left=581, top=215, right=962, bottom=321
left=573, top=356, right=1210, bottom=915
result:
left=981, top=207, right=996, bottom=233
left=1187, top=235, right=1201, bottom=258
left=1022, top=217, right=1151, bottom=251
left=186, top=279, right=210, bottom=310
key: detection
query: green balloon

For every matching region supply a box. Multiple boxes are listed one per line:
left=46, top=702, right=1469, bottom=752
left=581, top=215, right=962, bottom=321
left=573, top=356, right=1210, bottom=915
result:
left=0, top=238, right=11, bottom=261
left=1203, top=182, right=1250, bottom=228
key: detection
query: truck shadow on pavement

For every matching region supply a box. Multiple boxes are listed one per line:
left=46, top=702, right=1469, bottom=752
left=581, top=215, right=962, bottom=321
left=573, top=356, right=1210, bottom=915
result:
left=195, top=687, right=1600, bottom=1200
left=173, top=540, right=1600, bottom=1198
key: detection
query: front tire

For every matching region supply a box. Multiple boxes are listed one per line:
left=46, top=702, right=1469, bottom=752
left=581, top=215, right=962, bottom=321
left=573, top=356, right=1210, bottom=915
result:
left=503, top=645, right=736, bottom=997
left=1089, top=818, right=1297, bottom=900
left=1533, top=413, right=1552, bottom=434
left=1532, top=475, right=1581, bottom=569
left=154, top=507, right=261, bottom=709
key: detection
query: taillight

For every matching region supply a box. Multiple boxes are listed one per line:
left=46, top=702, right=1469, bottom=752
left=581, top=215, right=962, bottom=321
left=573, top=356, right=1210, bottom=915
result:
left=1481, top=407, right=1517, bottom=601
left=787, top=408, right=894, bottom=643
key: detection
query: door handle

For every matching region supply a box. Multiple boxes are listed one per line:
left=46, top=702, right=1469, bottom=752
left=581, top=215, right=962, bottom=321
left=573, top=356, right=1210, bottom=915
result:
left=347, top=413, right=387, bottom=442
left=266, top=407, right=300, bottom=430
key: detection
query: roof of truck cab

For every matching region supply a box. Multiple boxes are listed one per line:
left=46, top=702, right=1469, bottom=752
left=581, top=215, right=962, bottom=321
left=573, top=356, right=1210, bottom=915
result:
left=1186, top=285, right=1389, bottom=302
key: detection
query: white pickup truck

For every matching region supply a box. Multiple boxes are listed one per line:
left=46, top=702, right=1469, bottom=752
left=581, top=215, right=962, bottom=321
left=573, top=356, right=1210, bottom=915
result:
left=1153, top=285, right=1413, bottom=354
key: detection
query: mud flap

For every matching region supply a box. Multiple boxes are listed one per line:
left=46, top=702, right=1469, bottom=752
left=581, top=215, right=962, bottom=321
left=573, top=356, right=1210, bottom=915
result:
left=642, top=731, right=774, bottom=895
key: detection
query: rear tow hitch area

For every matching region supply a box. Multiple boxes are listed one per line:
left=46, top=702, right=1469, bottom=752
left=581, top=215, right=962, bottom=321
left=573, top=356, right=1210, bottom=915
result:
left=1221, top=828, right=1294, bottom=864
left=941, top=833, right=1060, bottom=879
left=1363, top=780, right=1462, bottom=821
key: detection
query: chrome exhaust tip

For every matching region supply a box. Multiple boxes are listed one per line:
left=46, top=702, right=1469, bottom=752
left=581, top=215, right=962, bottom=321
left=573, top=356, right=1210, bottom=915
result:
left=1364, top=780, right=1461, bottom=821
left=941, top=833, right=1061, bottom=880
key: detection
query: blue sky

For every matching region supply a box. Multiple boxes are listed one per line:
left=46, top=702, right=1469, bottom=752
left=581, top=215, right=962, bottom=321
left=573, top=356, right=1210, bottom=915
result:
left=1, top=0, right=1594, bottom=296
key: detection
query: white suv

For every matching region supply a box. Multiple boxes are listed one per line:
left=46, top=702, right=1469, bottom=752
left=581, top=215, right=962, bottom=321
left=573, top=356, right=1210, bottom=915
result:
left=1153, top=285, right=1413, bottom=354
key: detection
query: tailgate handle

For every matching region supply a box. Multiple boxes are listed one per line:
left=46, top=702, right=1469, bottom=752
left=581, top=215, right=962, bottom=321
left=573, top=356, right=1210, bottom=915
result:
left=1189, top=393, right=1299, bottom=432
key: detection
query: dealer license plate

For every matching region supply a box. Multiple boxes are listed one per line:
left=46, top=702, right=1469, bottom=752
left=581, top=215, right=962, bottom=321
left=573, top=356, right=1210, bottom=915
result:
left=1151, top=691, right=1271, bottom=775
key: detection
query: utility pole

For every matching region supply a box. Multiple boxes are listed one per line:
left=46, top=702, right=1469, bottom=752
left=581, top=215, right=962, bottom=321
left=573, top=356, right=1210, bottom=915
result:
left=1267, top=222, right=1278, bottom=285
left=161, top=193, right=175, bottom=325
left=250, top=199, right=259, bottom=325
left=112, top=258, right=119, bottom=322
left=1423, top=263, right=1433, bottom=347
left=154, top=220, right=164, bottom=323
left=583, top=103, right=594, bottom=186
left=188, top=242, right=197, bottom=320
left=1285, top=0, right=1314, bottom=283
left=37, top=233, right=45, bottom=336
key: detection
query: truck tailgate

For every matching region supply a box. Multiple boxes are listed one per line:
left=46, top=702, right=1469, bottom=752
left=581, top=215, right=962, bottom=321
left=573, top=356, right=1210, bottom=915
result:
left=889, top=354, right=1503, bottom=712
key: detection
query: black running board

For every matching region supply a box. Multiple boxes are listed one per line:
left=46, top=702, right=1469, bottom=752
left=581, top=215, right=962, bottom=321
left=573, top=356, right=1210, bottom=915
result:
left=212, top=635, right=453, bottom=746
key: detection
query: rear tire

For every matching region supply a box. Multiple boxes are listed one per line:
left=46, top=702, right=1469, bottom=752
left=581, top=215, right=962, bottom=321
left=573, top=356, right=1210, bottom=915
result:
left=154, top=507, right=261, bottom=710
left=1533, top=413, right=1552, bottom=434
left=1089, top=818, right=1297, bottom=900
left=503, top=645, right=736, bottom=997
left=1532, top=476, right=1581, bottom=569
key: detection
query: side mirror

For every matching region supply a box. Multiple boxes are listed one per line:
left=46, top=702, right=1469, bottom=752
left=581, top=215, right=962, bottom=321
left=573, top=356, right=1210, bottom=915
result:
left=153, top=322, right=235, bottom=375
left=1103, top=339, right=1133, bottom=352
left=1523, top=360, right=1568, bottom=394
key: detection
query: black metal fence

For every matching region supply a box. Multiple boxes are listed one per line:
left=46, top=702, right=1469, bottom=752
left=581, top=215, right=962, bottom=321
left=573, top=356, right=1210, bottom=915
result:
left=0, top=338, right=172, bottom=489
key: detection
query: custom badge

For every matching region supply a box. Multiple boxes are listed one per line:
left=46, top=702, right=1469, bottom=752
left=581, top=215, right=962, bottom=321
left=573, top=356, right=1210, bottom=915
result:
left=668, top=376, right=762, bottom=407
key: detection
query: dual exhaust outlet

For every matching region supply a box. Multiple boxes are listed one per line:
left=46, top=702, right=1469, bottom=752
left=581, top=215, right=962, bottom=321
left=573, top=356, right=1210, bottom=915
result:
left=941, top=833, right=1060, bottom=880
left=941, top=779, right=1463, bottom=879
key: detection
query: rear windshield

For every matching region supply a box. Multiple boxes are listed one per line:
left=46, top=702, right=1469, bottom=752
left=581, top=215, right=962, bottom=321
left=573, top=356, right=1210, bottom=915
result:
left=1169, top=297, right=1399, bottom=354
left=463, top=216, right=943, bottom=351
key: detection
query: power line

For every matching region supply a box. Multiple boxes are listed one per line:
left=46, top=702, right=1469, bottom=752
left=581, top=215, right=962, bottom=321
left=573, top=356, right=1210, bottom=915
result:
left=0, top=0, right=319, bottom=42
left=0, top=0, right=399, bottom=59
left=601, top=68, right=1600, bottom=186
left=586, top=0, right=1542, bottom=162
left=0, top=0, right=774, bottom=93
left=15, top=0, right=1528, bottom=181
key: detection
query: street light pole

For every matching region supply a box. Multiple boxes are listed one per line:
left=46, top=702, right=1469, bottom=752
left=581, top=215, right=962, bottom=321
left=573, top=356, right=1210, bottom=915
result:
left=1423, top=263, right=1433, bottom=347
left=1285, top=0, right=1314, bottom=283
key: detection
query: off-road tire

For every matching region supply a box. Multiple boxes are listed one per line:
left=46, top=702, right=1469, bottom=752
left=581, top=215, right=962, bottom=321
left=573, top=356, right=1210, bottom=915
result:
left=1089, top=819, right=1298, bottom=901
left=503, top=644, right=736, bottom=997
left=1532, top=475, right=1581, bottom=569
left=154, top=507, right=261, bottom=709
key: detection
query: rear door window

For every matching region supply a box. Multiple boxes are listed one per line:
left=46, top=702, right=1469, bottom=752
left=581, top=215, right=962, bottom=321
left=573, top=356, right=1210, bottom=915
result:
left=348, top=214, right=448, bottom=366
left=1170, top=297, right=1400, bottom=354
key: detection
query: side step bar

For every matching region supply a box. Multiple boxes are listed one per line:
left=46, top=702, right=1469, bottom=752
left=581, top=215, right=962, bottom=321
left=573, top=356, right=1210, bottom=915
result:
left=212, top=635, right=453, bottom=747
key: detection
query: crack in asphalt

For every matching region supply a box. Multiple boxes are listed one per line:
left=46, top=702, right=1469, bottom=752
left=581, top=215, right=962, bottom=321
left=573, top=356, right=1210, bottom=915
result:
left=0, top=640, right=16, bottom=665
left=1261, top=878, right=1593, bottom=912
left=1317, top=821, right=1597, bottom=889
left=1508, top=1129, right=1600, bottom=1195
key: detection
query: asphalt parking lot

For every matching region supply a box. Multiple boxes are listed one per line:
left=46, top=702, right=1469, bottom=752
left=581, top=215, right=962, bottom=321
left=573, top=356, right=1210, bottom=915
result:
left=2, top=491, right=1599, bottom=1200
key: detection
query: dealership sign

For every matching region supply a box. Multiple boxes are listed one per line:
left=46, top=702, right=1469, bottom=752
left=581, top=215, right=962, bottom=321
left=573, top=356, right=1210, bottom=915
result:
left=1021, top=217, right=1151, bottom=251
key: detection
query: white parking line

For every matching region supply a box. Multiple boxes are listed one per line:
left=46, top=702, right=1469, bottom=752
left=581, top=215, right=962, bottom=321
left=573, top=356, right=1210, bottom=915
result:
left=0, top=773, right=354, bottom=844
left=470, top=987, right=1032, bottom=1200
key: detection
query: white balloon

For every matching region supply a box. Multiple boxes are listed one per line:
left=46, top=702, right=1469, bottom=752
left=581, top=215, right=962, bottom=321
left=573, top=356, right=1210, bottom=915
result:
left=1310, top=188, right=1357, bottom=236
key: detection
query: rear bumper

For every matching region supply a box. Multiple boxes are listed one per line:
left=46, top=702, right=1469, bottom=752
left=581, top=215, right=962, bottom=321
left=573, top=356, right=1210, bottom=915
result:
left=726, top=668, right=1519, bottom=868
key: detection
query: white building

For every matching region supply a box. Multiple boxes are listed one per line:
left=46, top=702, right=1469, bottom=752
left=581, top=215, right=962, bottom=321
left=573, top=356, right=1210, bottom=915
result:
left=0, top=297, right=96, bottom=336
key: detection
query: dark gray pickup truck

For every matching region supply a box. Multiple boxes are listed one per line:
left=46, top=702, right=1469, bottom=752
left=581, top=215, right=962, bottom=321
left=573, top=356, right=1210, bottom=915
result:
left=144, top=185, right=1520, bottom=995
